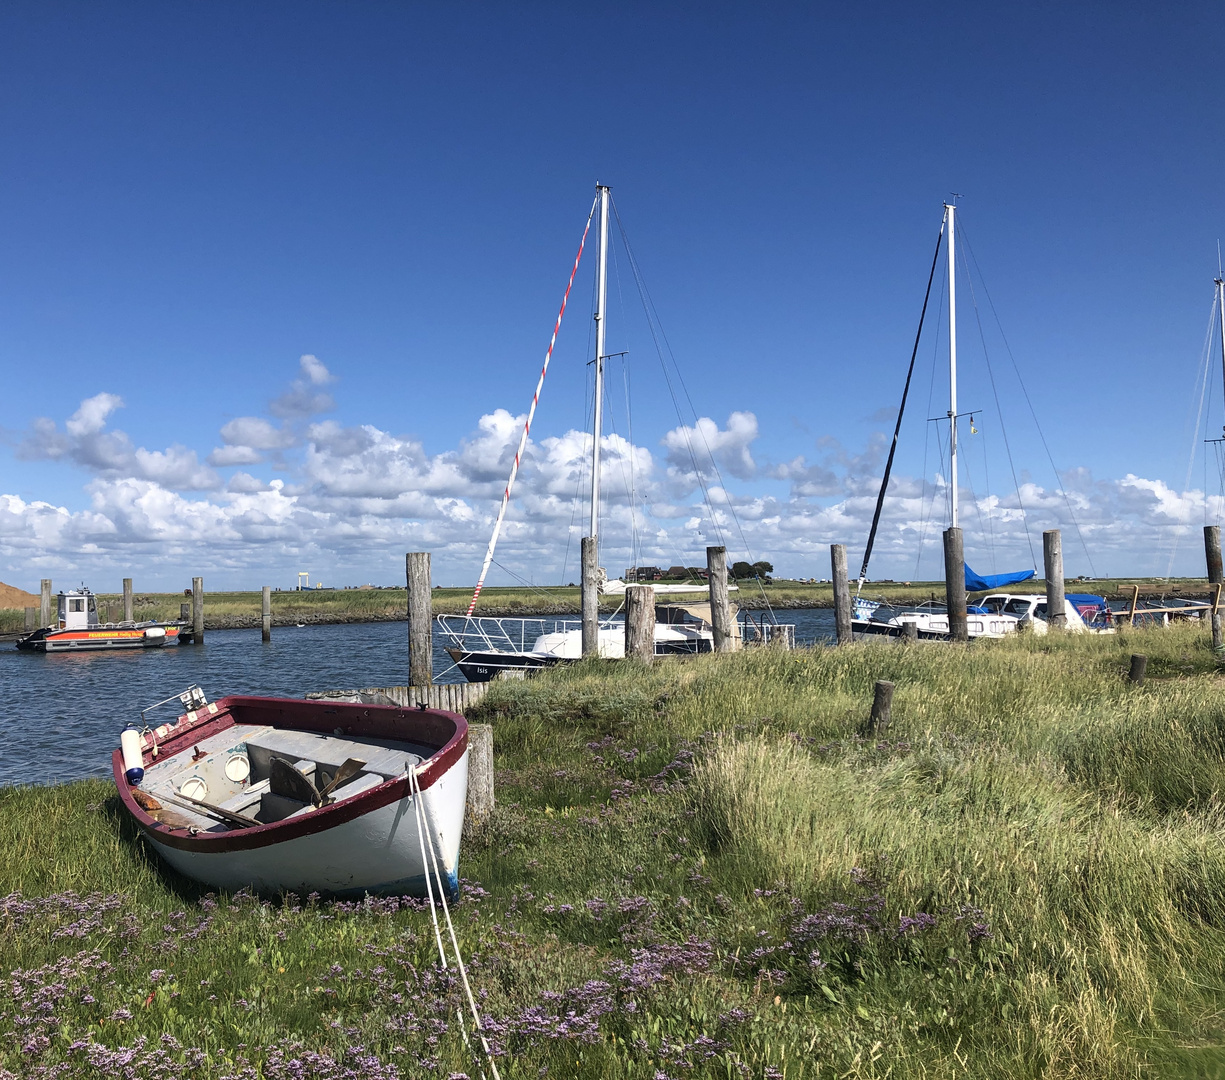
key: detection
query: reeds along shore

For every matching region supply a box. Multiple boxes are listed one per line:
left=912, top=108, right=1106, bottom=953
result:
left=5, top=626, right=1225, bottom=1077
left=0, top=577, right=1213, bottom=633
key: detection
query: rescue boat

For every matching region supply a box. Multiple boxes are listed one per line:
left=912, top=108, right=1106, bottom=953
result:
left=16, top=585, right=187, bottom=651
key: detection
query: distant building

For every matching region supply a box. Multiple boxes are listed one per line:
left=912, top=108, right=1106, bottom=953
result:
left=624, top=566, right=664, bottom=582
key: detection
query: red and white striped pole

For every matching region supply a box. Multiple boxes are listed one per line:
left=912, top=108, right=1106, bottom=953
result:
left=466, top=196, right=599, bottom=616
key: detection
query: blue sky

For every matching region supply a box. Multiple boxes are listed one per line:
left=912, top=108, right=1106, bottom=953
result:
left=2, top=2, right=1225, bottom=591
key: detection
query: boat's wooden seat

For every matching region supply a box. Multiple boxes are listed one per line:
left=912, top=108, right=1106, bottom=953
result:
left=245, top=731, right=424, bottom=783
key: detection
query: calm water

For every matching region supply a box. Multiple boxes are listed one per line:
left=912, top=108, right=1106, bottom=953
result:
left=0, top=609, right=835, bottom=787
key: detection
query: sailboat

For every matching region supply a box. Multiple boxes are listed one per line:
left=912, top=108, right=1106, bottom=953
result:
left=439, top=185, right=738, bottom=681
left=849, top=201, right=1097, bottom=641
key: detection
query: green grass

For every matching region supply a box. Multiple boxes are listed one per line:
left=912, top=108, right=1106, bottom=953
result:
left=7, top=627, right=1225, bottom=1076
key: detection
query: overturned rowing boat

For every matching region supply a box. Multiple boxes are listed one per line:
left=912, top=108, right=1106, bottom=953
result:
left=114, top=688, right=468, bottom=897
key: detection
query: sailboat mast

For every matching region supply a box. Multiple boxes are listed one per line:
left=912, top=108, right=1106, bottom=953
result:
left=945, top=201, right=958, bottom=528
left=1217, top=276, right=1225, bottom=437
left=590, top=184, right=610, bottom=539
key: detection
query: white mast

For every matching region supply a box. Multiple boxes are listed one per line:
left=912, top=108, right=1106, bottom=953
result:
left=945, top=201, right=958, bottom=528
left=590, top=184, right=610, bottom=538
left=1217, top=275, right=1225, bottom=437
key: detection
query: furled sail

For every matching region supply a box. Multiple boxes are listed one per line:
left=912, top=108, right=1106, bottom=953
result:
left=964, top=565, right=1035, bottom=592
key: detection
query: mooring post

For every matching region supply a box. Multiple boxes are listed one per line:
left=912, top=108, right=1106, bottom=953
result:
left=192, top=577, right=204, bottom=644
left=625, top=584, right=655, bottom=662
left=1206, top=525, right=1223, bottom=652
left=903, top=620, right=918, bottom=642
left=1043, top=529, right=1066, bottom=628
left=180, top=602, right=191, bottom=623
left=464, top=723, right=494, bottom=834
left=23, top=607, right=35, bottom=632
left=40, top=579, right=52, bottom=627
left=707, top=545, right=736, bottom=652
left=406, top=552, right=433, bottom=687
left=867, top=679, right=895, bottom=735
left=262, top=585, right=272, bottom=643
left=122, top=578, right=133, bottom=623
left=943, top=527, right=968, bottom=642
left=581, top=536, right=599, bottom=658
left=831, top=544, right=852, bottom=645
left=1129, top=654, right=1148, bottom=685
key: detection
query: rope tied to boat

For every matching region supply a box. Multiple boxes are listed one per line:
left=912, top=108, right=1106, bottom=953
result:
left=409, top=766, right=500, bottom=1080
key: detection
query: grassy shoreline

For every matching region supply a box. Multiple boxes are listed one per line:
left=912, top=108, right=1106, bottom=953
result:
left=5, top=625, right=1225, bottom=1076
left=1, top=577, right=1212, bottom=635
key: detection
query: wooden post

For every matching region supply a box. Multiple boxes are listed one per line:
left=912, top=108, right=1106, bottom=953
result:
left=406, top=552, right=433, bottom=687
left=867, top=679, right=894, bottom=735
left=262, top=585, right=272, bottom=643
left=624, top=584, right=655, bottom=662
left=23, top=607, right=35, bottom=632
left=707, top=546, right=736, bottom=652
left=943, top=527, right=968, bottom=642
left=40, top=579, right=52, bottom=627
left=464, top=723, right=494, bottom=833
left=830, top=544, right=852, bottom=645
left=1206, top=526, right=1223, bottom=652
left=1043, top=529, right=1066, bottom=628
left=1128, top=654, right=1148, bottom=685
left=1128, top=585, right=1139, bottom=627
left=122, top=578, right=133, bottom=623
left=903, top=620, right=918, bottom=642
left=581, top=536, right=599, bottom=658
left=180, top=602, right=191, bottom=622
left=192, top=577, right=204, bottom=644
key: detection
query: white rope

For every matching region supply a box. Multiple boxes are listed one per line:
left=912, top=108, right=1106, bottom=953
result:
left=410, top=767, right=501, bottom=1080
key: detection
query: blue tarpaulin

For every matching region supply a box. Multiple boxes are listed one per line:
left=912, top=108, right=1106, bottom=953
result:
left=964, top=565, right=1035, bottom=592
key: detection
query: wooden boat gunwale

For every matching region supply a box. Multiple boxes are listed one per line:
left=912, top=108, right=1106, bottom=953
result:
left=113, top=694, right=468, bottom=854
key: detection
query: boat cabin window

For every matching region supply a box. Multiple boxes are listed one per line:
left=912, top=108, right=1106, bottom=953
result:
left=68, top=598, right=85, bottom=613
left=1035, top=603, right=1048, bottom=619
left=1002, top=598, right=1033, bottom=617
left=87, top=596, right=97, bottom=614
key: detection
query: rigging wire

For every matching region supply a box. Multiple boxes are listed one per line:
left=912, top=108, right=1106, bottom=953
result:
left=1170, top=291, right=1220, bottom=574
left=958, top=225, right=1097, bottom=577
left=610, top=195, right=777, bottom=619
left=958, top=235, right=1038, bottom=572
left=856, top=218, right=944, bottom=594
left=914, top=270, right=947, bottom=582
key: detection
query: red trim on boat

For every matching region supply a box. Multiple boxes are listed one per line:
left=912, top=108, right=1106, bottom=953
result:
left=113, top=695, right=468, bottom=854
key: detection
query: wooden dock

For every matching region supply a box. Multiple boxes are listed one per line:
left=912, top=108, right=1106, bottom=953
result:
left=306, top=682, right=494, bottom=714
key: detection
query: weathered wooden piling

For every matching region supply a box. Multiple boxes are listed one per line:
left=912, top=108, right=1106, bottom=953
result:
left=180, top=602, right=191, bottom=623
left=23, top=607, right=35, bottom=632
left=122, top=578, right=133, bottom=623
left=1206, top=526, right=1223, bottom=652
left=192, top=577, right=204, bottom=644
left=262, top=586, right=272, bottom=643
left=464, top=723, right=495, bottom=834
left=707, top=545, right=737, bottom=652
left=406, top=553, right=433, bottom=687
left=1129, top=654, right=1148, bottom=685
left=903, top=620, right=918, bottom=642
left=625, top=584, right=655, bottom=662
left=1043, top=530, right=1066, bottom=628
left=581, top=536, right=599, bottom=658
left=867, top=679, right=894, bottom=735
left=943, top=528, right=968, bottom=641
left=40, top=580, right=52, bottom=628
left=831, top=544, right=852, bottom=645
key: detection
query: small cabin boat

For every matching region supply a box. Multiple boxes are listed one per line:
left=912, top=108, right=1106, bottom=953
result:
left=16, top=585, right=186, bottom=651
left=114, top=688, right=469, bottom=897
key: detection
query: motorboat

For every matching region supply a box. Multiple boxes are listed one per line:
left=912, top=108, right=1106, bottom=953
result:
left=17, top=585, right=187, bottom=651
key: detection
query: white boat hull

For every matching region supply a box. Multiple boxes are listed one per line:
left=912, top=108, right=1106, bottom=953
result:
left=144, top=750, right=467, bottom=896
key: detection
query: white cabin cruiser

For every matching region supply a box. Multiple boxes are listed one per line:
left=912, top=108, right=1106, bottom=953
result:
left=855, top=592, right=1112, bottom=640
